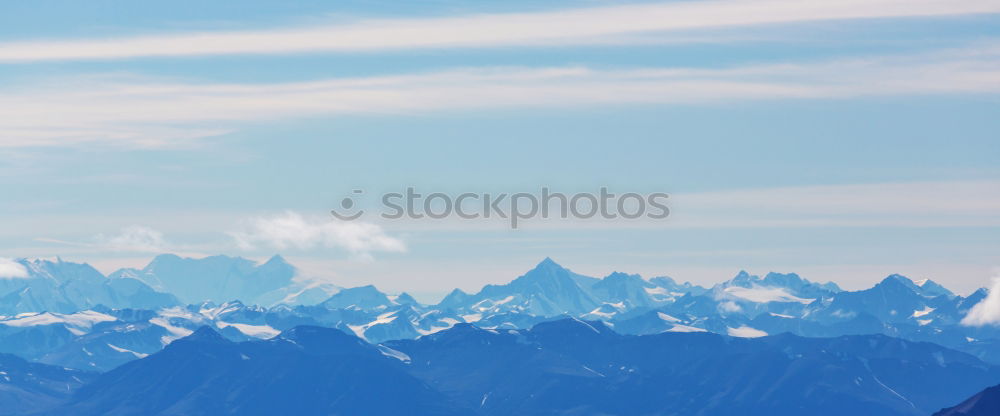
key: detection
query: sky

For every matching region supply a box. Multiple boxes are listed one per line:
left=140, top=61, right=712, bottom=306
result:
left=1, top=0, right=999, bottom=301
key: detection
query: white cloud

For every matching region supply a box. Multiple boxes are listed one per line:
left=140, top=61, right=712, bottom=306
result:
left=2, top=44, right=999, bottom=148
left=0, top=0, right=997, bottom=62
left=0, top=258, right=29, bottom=278
left=718, top=301, right=743, bottom=313
left=95, top=225, right=170, bottom=252
left=961, top=275, right=1000, bottom=326
left=230, top=211, right=406, bottom=260
left=727, top=326, right=768, bottom=338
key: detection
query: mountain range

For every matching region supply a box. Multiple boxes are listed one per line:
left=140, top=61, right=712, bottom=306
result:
left=2, top=256, right=999, bottom=369
left=0, top=258, right=178, bottom=315
left=2, top=254, right=1000, bottom=414
left=32, top=319, right=1000, bottom=416
left=109, top=254, right=337, bottom=306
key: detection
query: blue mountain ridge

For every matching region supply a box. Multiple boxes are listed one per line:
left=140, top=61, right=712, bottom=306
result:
left=45, top=325, right=471, bottom=416
left=0, top=352, right=97, bottom=415
left=35, top=319, right=1000, bottom=416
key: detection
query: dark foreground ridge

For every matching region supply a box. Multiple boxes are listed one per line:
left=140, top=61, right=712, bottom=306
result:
left=28, top=319, right=1000, bottom=416
left=935, top=383, right=1000, bottom=416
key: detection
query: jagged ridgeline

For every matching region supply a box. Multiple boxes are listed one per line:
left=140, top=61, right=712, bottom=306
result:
left=1, top=255, right=998, bottom=415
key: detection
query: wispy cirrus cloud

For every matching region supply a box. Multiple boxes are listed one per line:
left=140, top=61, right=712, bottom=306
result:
left=0, top=0, right=997, bottom=62
left=36, top=225, right=173, bottom=253
left=32, top=216, right=405, bottom=261
left=230, top=211, right=406, bottom=260
left=2, top=44, right=999, bottom=148
left=674, top=179, right=1000, bottom=229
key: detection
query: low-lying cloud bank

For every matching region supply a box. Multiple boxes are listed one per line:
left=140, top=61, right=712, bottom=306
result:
left=230, top=211, right=406, bottom=260
left=0, top=258, right=28, bottom=278
left=962, top=275, right=1000, bottom=326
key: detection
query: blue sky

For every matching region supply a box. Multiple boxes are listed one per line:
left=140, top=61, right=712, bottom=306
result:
left=1, top=0, right=999, bottom=301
